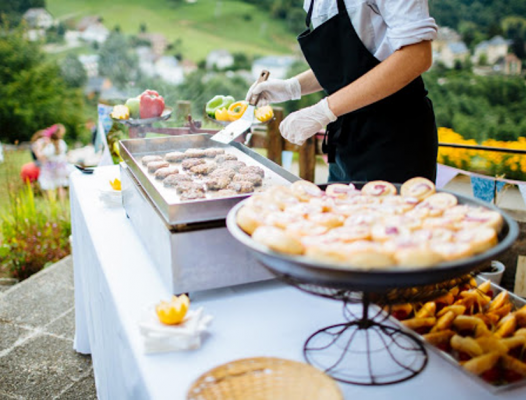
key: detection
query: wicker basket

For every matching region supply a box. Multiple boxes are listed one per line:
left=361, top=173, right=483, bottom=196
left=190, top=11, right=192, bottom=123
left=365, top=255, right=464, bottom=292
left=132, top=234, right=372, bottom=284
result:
left=186, top=357, right=343, bottom=400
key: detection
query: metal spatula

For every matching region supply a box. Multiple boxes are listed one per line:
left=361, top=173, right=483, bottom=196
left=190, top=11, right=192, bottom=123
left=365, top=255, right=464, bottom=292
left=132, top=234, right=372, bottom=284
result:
left=211, top=70, right=270, bottom=144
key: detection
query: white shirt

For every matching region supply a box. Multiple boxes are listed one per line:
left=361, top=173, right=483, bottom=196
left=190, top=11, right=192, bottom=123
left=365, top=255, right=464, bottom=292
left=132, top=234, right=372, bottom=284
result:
left=303, top=0, right=438, bottom=61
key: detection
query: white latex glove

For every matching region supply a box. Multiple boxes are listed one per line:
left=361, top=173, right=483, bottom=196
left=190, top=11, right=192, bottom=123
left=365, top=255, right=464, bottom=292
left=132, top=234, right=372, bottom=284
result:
left=280, top=98, right=337, bottom=146
left=245, top=77, right=301, bottom=106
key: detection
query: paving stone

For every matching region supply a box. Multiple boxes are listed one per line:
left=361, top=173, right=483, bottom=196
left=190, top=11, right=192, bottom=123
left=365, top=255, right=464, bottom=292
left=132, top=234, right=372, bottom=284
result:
left=57, top=370, right=97, bottom=400
left=0, top=258, right=74, bottom=328
left=0, top=321, right=33, bottom=352
left=44, top=308, right=75, bottom=341
left=0, top=333, right=92, bottom=400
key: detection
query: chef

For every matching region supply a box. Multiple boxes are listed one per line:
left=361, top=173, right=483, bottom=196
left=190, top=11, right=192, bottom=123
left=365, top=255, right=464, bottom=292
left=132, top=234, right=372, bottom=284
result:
left=246, top=0, right=438, bottom=183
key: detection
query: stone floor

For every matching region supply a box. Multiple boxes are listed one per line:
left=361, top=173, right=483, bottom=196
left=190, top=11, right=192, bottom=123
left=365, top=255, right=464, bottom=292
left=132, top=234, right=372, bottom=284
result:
left=0, top=256, right=97, bottom=400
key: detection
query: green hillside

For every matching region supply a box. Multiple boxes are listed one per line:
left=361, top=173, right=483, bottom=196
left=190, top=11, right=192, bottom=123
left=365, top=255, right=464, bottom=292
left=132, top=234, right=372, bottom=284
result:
left=46, top=0, right=298, bottom=62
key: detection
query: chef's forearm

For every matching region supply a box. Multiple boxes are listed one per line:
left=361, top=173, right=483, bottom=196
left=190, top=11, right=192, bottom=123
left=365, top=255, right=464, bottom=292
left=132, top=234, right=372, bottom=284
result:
left=327, top=41, right=433, bottom=117
left=295, top=69, right=324, bottom=95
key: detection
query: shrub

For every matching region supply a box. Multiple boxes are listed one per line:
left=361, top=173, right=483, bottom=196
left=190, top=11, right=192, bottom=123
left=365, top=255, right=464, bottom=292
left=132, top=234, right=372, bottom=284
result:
left=0, top=181, right=71, bottom=280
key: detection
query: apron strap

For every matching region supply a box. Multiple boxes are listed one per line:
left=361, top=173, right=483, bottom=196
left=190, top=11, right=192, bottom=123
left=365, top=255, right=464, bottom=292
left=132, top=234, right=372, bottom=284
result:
left=306, top=0, right=348, bottom=30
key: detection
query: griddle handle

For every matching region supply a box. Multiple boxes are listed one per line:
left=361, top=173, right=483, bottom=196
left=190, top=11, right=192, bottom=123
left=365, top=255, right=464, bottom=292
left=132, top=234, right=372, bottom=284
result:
left=249, top=70, right=270, bottom=107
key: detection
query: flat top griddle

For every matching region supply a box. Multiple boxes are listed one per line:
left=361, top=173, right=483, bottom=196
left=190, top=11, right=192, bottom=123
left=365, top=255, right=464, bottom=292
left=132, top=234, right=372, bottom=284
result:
left=119, top=134, right=299, bottom=225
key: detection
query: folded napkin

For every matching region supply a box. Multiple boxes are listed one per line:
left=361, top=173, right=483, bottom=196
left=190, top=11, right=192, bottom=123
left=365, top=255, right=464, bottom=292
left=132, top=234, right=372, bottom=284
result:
left=139, top=307, right=213, bottom=354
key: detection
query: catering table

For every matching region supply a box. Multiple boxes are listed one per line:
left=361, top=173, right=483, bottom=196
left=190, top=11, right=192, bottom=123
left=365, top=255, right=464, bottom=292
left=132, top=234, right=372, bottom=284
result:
left=71, top=166, right=526, bottom=400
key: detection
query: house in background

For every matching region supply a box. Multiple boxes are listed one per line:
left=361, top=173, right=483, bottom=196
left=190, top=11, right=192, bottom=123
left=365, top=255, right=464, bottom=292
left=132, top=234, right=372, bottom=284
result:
left=137, top=33, right=168, bottom=57
left=23, top=8, right=54, bottom=29
left=80, top=23, right=109, bottom=44
left=155, top=56, right=184, bottom=85
left=206, top=50, right=234, bottom=70
left=251, top=55, right=296, bottom=80
left=473, top=36, right=511, bottom=65
left=494, top=53, right=523, bottom=76
left=432, top=27, right=471, bottom=68
left=78, top=54, right=100, bottom=78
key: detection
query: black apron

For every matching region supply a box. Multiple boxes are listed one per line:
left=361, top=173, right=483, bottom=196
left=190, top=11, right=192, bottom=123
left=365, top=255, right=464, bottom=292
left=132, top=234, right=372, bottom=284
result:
left=298, top=0, right=438, bottom=184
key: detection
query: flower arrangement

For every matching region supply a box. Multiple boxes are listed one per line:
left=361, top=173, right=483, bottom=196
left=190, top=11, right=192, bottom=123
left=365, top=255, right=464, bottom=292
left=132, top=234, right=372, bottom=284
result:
left=437, top=127, right=526, bottom=181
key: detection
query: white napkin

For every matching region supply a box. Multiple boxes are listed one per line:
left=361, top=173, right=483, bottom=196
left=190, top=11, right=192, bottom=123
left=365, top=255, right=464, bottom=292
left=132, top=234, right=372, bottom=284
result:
left=139, top=307, right=213, bottom=354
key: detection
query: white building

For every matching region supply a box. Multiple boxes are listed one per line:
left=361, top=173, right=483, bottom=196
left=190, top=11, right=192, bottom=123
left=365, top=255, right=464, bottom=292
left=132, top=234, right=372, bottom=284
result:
left=251, top=56, right=296, bottom=80
left=433, top=41, right=470, bottom=68
left=155, top=56, right=184, bottom=85
left=80, top=23, right=109, bottom=44
left=206, top=50, right=234, bottom=70
left=23, top=8, right=54, bottom=29
left=473, top=36, right=511, bottom=65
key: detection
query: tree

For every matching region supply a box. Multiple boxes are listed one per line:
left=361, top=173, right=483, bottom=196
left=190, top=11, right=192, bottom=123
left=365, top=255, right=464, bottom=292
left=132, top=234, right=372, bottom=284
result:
left=60, top=53, right=88, bottom=88
left=0, top=26, right=85, bottom=143
left=98, top=32, right=138, bottom=89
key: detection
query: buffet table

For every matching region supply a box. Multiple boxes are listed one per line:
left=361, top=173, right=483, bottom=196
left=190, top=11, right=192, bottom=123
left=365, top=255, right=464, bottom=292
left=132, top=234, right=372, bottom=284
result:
left=71, top=166, right=526, bottom=400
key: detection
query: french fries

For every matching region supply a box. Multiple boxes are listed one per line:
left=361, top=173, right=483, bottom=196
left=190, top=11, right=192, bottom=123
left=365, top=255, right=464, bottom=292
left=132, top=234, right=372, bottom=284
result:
left=390, top=278, right=526, bottom=385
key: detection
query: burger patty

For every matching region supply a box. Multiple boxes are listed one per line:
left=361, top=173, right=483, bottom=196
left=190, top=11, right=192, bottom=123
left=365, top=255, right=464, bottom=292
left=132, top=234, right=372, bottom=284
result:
left=227, top=180, right=254, bottom=194
left=204, top=148, right=225, bottom=158
left=238, top=165, right=265, bottom=178
left=181, top=158, right=206, bottom=170
left=141, top=155, right=163, bottom=166
left=221, top=160, right=246, bottom=172
left=147, top=161, right=170, bottom=173
left=184, top=149, right=206, bottom=158
left=215, top=154, right=238, bottom=163
left=165, top=151, right=186, bottom=163
left=233, top=173, right=263, bottom=186
left=162, top=174, right=193, bottom=187
left=154, top=166, right=179, bottom=180
left=175, top=182, right=204, bottom=194
left=180, top=190, right=206, bottom=201
left=204, top=176, right=231, bottom=191
left=189, top=162, right=217, bottom=175
left=210, top=167, right=236, bottom=179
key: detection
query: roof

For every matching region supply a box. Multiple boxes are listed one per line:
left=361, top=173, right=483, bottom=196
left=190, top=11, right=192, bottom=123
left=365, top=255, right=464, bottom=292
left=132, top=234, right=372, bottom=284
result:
left=475, top=36, right=512, bottom=51
left=447, top=42, right=468, bottom=54
left=253, top=56, right=296, bottom=68
left=23, top=8, right=52, bottom=18
left=77, top=15, right=102, bottom=31
left=436, top=26, right=461, bottom=42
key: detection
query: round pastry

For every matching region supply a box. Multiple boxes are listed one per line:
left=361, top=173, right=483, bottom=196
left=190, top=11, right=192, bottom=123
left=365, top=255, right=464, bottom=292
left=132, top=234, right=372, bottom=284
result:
left=189, top=162, right=217, bottom=175
left=410, top=228, right=454, bottom=244
left=383, top=215, right=422, bottom=231
left=162, top=174, right=192, bottom=187
left=405, top=207, right=431, bottom=220
left=443, top=205, right=472, bottom=219
left=300, top=234, right=342, bottom=249
left=381, top=195, right=419, bottom=213
left=307, top=212, right=345, bottom=229
left=267, top=186, right=300, bottom=210
left=457, top=209, right=504, bottom=232
left=204, top=176, right=231, bottom=191
left=393, top=246, right=444, bottom=267
left=429, top=242, right=474, bottom=262
left=154, top=166, right=179, bottom=180
left=164, top=151, right=186, bottom=163
left=290, top=180, right=323, bottom=202
left=175, top=182, right=204, bottom=195
left=326, top=225, right=372, bottom=242
left=344, top=241, right=395, bottom=269
left=417, top=193, right=458, bottom=216
left=252, top=226, right=304, bottom=255
left=325, top=183, right=357, bottom=199
left=361, top=180, right=397, bottom=197
left=210, top=167, right=236, bottom=180
left=305, top=243, right=355, bottom=265
left=141, top=155, right=163, bottom=166
left=400, top=177, right=436, bottom=201
left=215, top=154, right=238, bottom=163
left=238, top=165, right=265, bottom=178
left=283, top=203, right=323, bottom=217
left=308, top=196, right=336, bottom=212
left=180, top=190, right=206, bottom=201
left=332, top=203, right=366, bottom=217
left=371, top=223, right=411, bottom=242
left=184, top=148, right=206, bottom=158
left=285, top=221, right=328, bottom=237
left=236, top=206, right=268, bottom=235
left=233, top=173, right=263, bottom=186
left=455, top=227, right=497, bottom=254
left=181, top=158, right=206, bottom=170
left=422, top=216, right=458, bottom=230
left=227, top=180, right=255, bottom=193
left=147, top=160, right=170, bottom=173
left=344, top=211, right=383, bottom=227
left=204, top=148, right=225, bottom=158
left=265, top=211, right=304, bottom=230
left=221, top=160, right=247, bottom=172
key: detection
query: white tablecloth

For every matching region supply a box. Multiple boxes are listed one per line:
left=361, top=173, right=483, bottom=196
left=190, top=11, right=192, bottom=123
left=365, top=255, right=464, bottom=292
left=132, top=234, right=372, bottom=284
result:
left=71, top=166, right=526, bottom=400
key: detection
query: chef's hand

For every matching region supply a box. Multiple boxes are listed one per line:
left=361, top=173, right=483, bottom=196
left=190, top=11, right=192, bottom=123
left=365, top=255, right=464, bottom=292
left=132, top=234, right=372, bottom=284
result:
left=245, top=77, right=301, bottom=106
left=280, top=98, right=337, bottom=146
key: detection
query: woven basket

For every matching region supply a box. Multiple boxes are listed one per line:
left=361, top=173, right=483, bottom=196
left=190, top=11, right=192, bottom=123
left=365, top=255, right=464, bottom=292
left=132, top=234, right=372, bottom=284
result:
left=187, top=357, right=343, bottom=400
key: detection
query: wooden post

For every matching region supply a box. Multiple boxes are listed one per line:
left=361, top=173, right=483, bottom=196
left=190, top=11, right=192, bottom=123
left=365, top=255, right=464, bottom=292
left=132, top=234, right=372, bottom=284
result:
left=299, top=136, right=316, bottom=182
left=175, top=101, right=192, bottom=125
left=267, top=107, right=284, bottom=166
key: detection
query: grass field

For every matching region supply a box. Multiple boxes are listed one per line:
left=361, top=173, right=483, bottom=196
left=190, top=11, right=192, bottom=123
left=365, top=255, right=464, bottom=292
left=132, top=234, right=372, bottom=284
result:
left=0, top=148, right=32, bottom=212
left=47, top=0, right=298, bottom=62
